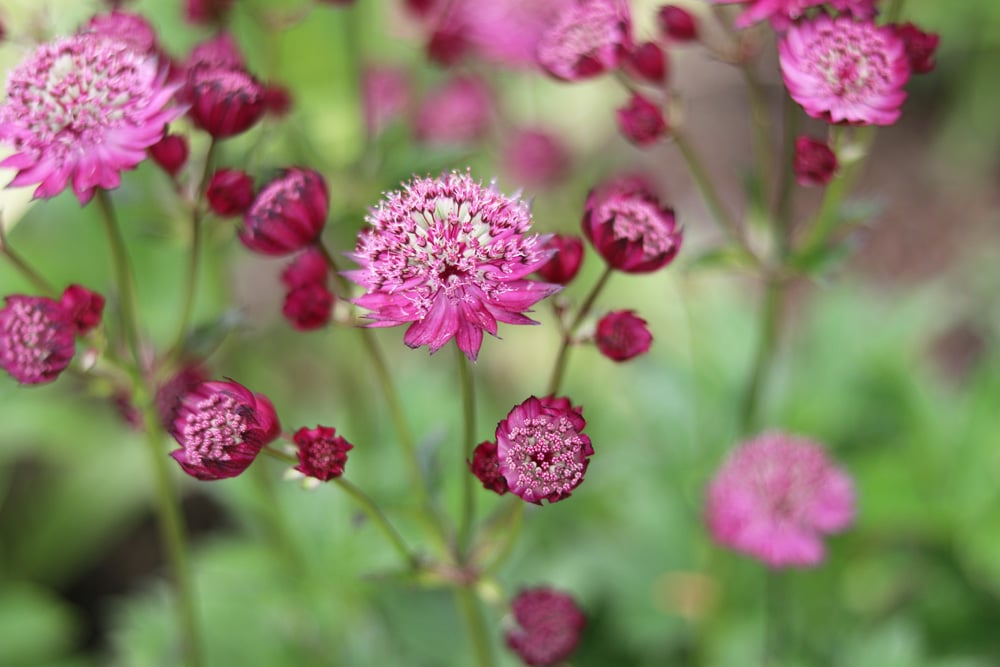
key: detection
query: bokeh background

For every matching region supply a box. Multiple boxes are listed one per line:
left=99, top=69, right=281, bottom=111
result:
left=1, top=0, right=999, bottom=665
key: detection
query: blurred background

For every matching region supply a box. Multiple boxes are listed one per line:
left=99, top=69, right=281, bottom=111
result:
left=0, top=0, right=999, bottom=665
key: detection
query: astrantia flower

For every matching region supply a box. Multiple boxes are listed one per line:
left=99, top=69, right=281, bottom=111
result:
left=169, top=380, right=280, bottom=480
left=281, top=247, right=333, bottom=330
left=293, top=425, right=353, bottom=482
left=502, top=128, right=570, bottom=189
left=582, top=178, right=682, bottom=273
left=452, top=0, right=573, bottom=69
left=595, top=310, right=652, bottom=361
left=468, top=441, right=509, bottom=495
left=414, top=76, right=492, bottom=145
left=348, top=172, right=559, bottom=361
left=148, top=134, right=189, bottom=177
left=894, top=22, right=940, bottom=75
left=616, top=93, right=668, bottom=146
left=706, top=432, right=855, bottom=568
left=187, top=65, right=266, bottom=139
left=537, top=0, right=631, bottom=81
left=793, top=136, right=838, bottom=186
left=779, top=15, right=910, bottom=126
left=0, top=33, right=183, bottom=203
left=495, top=396, right=593, bottom=504
left=710, top=0, right=878, bottom=30
left=535, top=234, right=584, bottom=285
left=0, top=295, right=76, bottom=385
left=505, top=587, right=586, bottom=666
left=206, top=168, right=255, bottom=217
left=240, top=168, right=329, bottom=256
left=82, top=11, right=158, bottom=55
left=59, top=284, right=105, bottom=335
left=658, top=5, right=698, bottom=42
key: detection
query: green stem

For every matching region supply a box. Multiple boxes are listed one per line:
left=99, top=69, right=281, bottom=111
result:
left=482, top=501, right=524, bottom=575
left=456, top=348, right=477, bottom=557
left=740, top=61, right=775, bottom=204
left=336, top=478, right=420, bottom=569
left=738, top=279, right=782, bottom=435
left=886, top=0, right=907, bottom=22
left=94, top=189, right=142, bottom=368
left=0, top=224, right=57, bottom=296
left=454, top=587, right=495, bottom=667
left=547, top=266, right=613, bottom=396
left=763, top=569, right=786, bottom=666
left=774, top=94, right=800, bottom=257
left=250, top=464, right=303, bottom=569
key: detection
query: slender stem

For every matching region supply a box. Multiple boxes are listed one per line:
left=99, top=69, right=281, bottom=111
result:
left=0, top=225, right=58, bottom=296
left=482, top=501, right=524, bottom=575
left=169, top=139, right=218, bottom=361
left=249, top=464, right=303, bottom=569
left=454, top=587, right=495, bottom=667
left=774, top=94, right=800, bottom=257
left=94, top=189, right=142, bottom=368
left=740, top=61, right=775, bottom=204
left=763, top=569, right=786, bottom=666
left=547, top=266, right=613, bottom=396
left=456, top=348, right=477, bottom=556
left=336, top=478, right=420, bottom=569
left=738, top=279, right=782, bottom=435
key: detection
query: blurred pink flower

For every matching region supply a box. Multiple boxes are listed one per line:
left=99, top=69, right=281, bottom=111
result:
left=281, top=247, right=333, bottom=331
left=793, top=136, right=838, bottom=186
left=456, top=0, right=573, bottom=69
left=468, top=440, right=509, bottom=495
left=206, top=169, right=255, bottom=217
left=535, top=234, right=585, bottom=285
left=82, top=10, right=158, bottom=55
left=616, top=93, right=668, bottom=146
left=595, top=310, right=652, bottom=361
left=537, top=0, right=631, bottom=81
left=894, top=22, right=940, bottom=75
left=506, top=587, right=586, bottom=666
left=240, top=168, right=329, bottom=256
left=709, top=0, right=877, bottom=30
left=187, top=65, right=266, bottom=139
left=502, top=128, right=570, bottom=189
left=293, top=426, right=353, bottom=481
left=59, top=284, right=105, bottom=335
left=415, top=75, right=492, bottom=145
left=148, top=134, right=189, bottom=177
left=0, top=295, right=76, bottom=385
left=361, top=64, right=412, bottom=137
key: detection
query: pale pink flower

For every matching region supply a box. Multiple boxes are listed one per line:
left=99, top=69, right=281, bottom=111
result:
left=454, top=0, right=573, bottom=69
left=347, top=172, right=559, bottom=361
left=779, top=15, right=909, bottom=126
left=501, top=128, right=570, bottom=189
left=415, top=75, right=492, bottom=145
left=537, top=0, right=632, bottom=81
left=361, top=64, right=412, bottom=137
left=82, top=11, right=158, bottom=55
left=0, top=33, right=183, bottom=203
left=706, top=432, right=855, bottom=568
left=710, top=0, right=878, bottom=30
left=506, top=587, right=586, bottom=666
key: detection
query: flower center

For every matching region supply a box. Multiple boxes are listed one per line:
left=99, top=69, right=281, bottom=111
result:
left=602, top=199, right=676, bottom=258
left=810, top=25, right=890, bottom=100
left=182, top=394, right=248, bottom=464
left=1, top=300, right=63, bottom=377
left=506, top=415, right=586, bottom=502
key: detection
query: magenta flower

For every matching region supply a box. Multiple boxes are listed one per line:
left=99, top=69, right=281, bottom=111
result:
left=148, top=134, right=189, bottom=177
left=625, top=42, right=668, bottom=84
left=793, top=136, right=838, bottom=186
left=895, top=22, right=940, bottom=75
left=710, top=0, right=877, bottom=30
left=187, top=65, right=266, bottom=139
left=155, top=363, right=211, bottom=429
left=505, top=587, right=586, bottom=666
left=169, top=380, right=280, bottom=480
left=59, top=284, right=105, bottom=335
left=82, top=11, right=158, bottom=55
left=0, top=295, right=76, bottom=385
left=780, top=15, right=910, bottom=126
left=468, top=441, right=509, bottom=496
left=348, top=172, right=559, bottom=361
left=537, top=0, right=631, bottom=81
left=535, top=234, right=585, bottom=286
left=496, top=396, right=593, bottom=504
left=658, top=5, right=698, bottom=42
left=361, top=64, right=412, bottom=138
left=582, top=178, right=682, bottom=273
left=706, top=432, right=855, bottom=568
left=293, top=426, right=353, bottom=482
left=240, top=168, right=329, bottom=256
left=595, top=310, right=652, bottom=362
left=206, top=169, right=255, bottom=217
left=452, top=0, right=573, bottom=69
left=415, top=75, right=493, bottom=145
left=186, top=33, right=245, bottom=72
left=0, top=33, right=183, bottom=204
left=616, top=93, right=668, bottom=146
left=501, top=128, right=570, bottom=189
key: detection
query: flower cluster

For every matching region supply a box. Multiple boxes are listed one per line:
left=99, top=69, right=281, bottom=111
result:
left=505, top=587, right=586, bottom=666
left=293, top=426, right=354, bottom=482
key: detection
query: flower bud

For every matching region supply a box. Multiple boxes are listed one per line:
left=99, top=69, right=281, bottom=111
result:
left=793, top=136, right=838, bottom=186
left=468, top=441, right=508, bottom=495
left=206, top=169, right=255, bottom=217
left=240, top=168, right=329, bottom=256
left=616, top=93, right=668, bottom=146
left=148, top=134, right=189, bottom=177
left=281, top=248, right=333, bottom=330
left=263, top=83, right=293, bottom=117
left=0, top=295, right=76, bottom=385
left=626, top=42, right=668, bottom=84
left=658, top=5, right=698, bottom=42
left=293, top=425, right=353, bottom=481
left=506, top=588, right=586, bottom=666
left=894, top=22, right=940, bottom=75
left=535, top=234, right=584, bottom=285
left=59, top=284, right=105, bottom=335
left=595, top=310, right=652, bottom=362
left=187, top=66, right=266, bottom=139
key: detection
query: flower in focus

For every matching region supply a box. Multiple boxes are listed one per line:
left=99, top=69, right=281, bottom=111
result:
left=0, top=33, right=183, bottom=203
left=148, top=134, right=189, bottom=177
left=505, top=587, right=586, bottom=666
left=0, top=295, right=76, bottom=385
left=206, top=168, right=255, bottom=217
left=496, top=396, right=593, bottom=504
left=709, top=0, right=877, bottom=30
left=658, top=5, right=698, bottom=42
left=537, top=0, right=631, bottom=81
left=59, top=284, right=105, bottom=335
left=793, top=136, right=838, bottom=186
left=468, top=441, right=509, bottom=495
left=779, top=15, right=910, bottom=126
left=706, top=431, right=855, bottom=568
left=582, top=178, right=682, bottom=273
left=293, top=425, right=353, bottom=482
left=502, top=128, right=570, bottom=189
left=534, top=234, right=584, bottom=285
left=281, top=247, right=333, bottom=330
left=616, top=93, right=668, bottom=146
left=595, top=310, right=652, bottom=362
left=187, top=65, right=266, bottom=139
left=347, top=172, right=560, bottom=361
left=362, top=64, right=412, bottom=138
left=169, top=379, right=280, bottom=480
left=240, top=168, right=329, bottom=256
left=415, top=75, right=492, bottom=145
left=894, top=22, right=940, bottom=75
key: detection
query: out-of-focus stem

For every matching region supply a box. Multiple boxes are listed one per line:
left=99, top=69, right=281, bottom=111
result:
left=774, top=94, right=800, bottom=256
left=455, top=587, right=495, bottom=667
left=336, top=478, right=420, bottom=569
left=250, top=464, right=303, bottom=569
left=482, top=500, right=524, bottom=575
left=94, top=189, right=142, bottom=369
left=740, top=61, right=775, bottom=202
left=456, top=348, right=477, bottom=556
left=0, top=224, right=57, bottom=296
left=547, top=265, right=613, bottom=396
left=738, top=278, right=782, bottom=435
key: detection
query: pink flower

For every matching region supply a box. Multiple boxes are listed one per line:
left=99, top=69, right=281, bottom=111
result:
left=582, top=178, right=682, bottom=273
left=281, top=248, right=333, bottom=331
left=793, top=136, right=838, bottom=186
left=185, top=0, right=234, bottom=26
left=468, top=441, right=509, bottom=495
left=710, top=0, right=878, bottom=30
left=169, top=380, right=280, bottom=480
left=59, top=284, right=105, bottom=335
left=206, top=169, right=255, bottom=217
left=595, top=310, right=652, bottom=361
left=186, top=33, right=245, bottom=71
left=347, top=172, right=560, bottom=361
left=496, top=396, right=593, bottom=504
left=658, top=5, right=698, bottom=42
left=625, top=42, right=668, bottom=84
left=894, top=22, right=940, bottom=75
left=187, top=65, right=266, bottom=139
left=262, top=83, right=293, bottom=117
left=0, top=295, right=76, bottom=385
left=148, top=134, right=189, bottom=177
left=706, top=432, right=855, bottom=568
left=240, top=168, right=329, bottom=256
left=537, top=0, right=631, bottom=81
left=361, top=64, right=412, bottom=138
left=535, top=234, right=585, bottom=285
left=505, top=587, right=586, bottom=666
left=779, top=15, right=910, bottom=126
left=452, top=0, right=573, bottom=69
left=293, top=426, right=353, bottom=481
left=501, top=128, right=570, bottom=189
left=616, top=93, right=668, bottom=146
left=0, top=33, right=183, bottom=204
left=415, top=76, right=492, bottom=145
left=82, top=10, right=158, bottom=55
left=155, top=363, right=211, bottom=429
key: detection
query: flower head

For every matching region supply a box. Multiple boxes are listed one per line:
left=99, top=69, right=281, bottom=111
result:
left=535, top=234, right=584, bottom=285
left=505, top=587, right=586, bottom=666
left=240, top=168, right=329, bottom=256
left=779, top=15, right=910, bottom=126
left=59, top=284, right=105, bottom=335
left=348, top=172, right=560, bottom=361
left=595, top=310, right=652, bottom=361
left=362, top=64, right=412, bottom=138
left=82, top=11, right=158, bottom=55
left=468, top=440, right=509, bottom=495
left=710, top=0, right=877, bottom=30
left=169, top=379, right=280, bottom=480
left=658, top=5, right=698, bottom=42
left=894, top=22, right=940, bottom=75
left=415, top=75, right=492, bottom=145
left=293, top=426, right=353, bottom=482
left=616, top=93, right=668, bottom=146
left=793, top=136, right=838, bottom=186
left=537, top=0, right=631, bottom=81
left=706, top=432, right=855, bottom=568
left=207, top=168, right=255, bottom=217
left=281, top=247, right=333, bottom=330
left=496, top=396, right=593, bottom=504
left=148, top=134, right=189, bottom=177
left=0, top=295, right=76, bottom=385
left=0, top=33, right=182, bottom=203
left=582, top=178, right=682, bottom=273
left=187, top=65, right=266, bottom=139
left=625, top=42, right=668, bottom=84
left=502, top=128, right=570, bottom=189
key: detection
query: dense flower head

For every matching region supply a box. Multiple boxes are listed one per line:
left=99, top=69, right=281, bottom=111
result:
left=779, top=15, right=910, bottom=126
left=293, top=425, right=353, bottom=481
left=506, top=587, right=586, bottom=666
left=169, top=379, right=280, bottom=480
left=582, top=177, right=682, bottom=273
left=83, top=11, right=158, bottom=55
left=468, top=441, right=509, bottom=495
left=793, top=136, right=838, bottom=186
left=281, top=248, right=334, bottom=331
left=616, top=93, right=668, bottom=146
left=347, top=172, right=560, bottom=361
left=496, top=395, right=593, bottom=504
left=894, top=22, right=940, bottom=75
left=595, top=310, right=652, bottom=361
left=155, top=363, right=211, bottom=429
left=186, top=65, right=266, bottom=139
left=240, top=168, right=329, bottom=256
left=148, top=133, right=189, bottom=177
left=625, top=42, right=668, bottom=84
left=535, top=234, right=584, bottom=285
left=362, top=64, right=412, bottom=137
left=711, top=0, right=878, bottom=30
left=501, top=128, right=570, bottom=189
left=206, top=168, right=255, bottom=217
left=0, top=295, right=76, bottom=385
left=537, top=0, right=632, bottom=81
left=706, top=432, right=855, bottom=568
left=658, top=5, right=698, bottom=42
left=415, top=75, right=492, bottom=145
left=0, top=33, right=183, bottom=203
left=59, top=284, right=105, bottom=335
